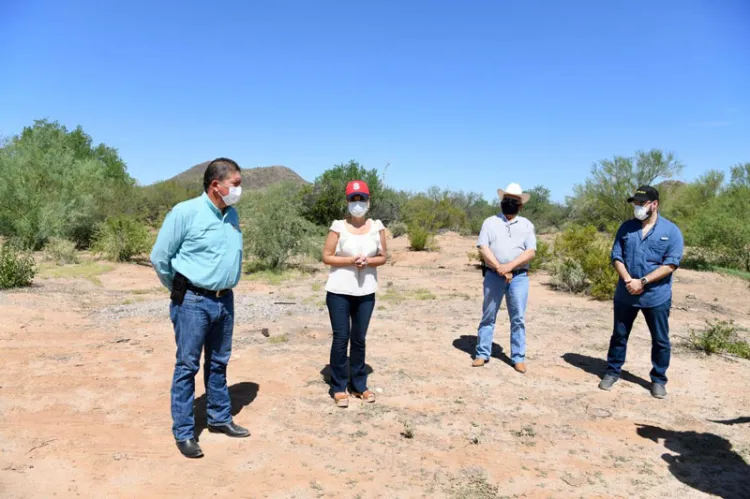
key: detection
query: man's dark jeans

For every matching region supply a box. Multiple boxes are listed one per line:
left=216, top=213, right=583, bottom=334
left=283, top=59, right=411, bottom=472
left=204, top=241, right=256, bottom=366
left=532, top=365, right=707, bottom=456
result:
left=606, top=298, right=672, bottom=385
left=326, top=292, right=376, bottom=394
left=170, top=290, right=234, bottom=442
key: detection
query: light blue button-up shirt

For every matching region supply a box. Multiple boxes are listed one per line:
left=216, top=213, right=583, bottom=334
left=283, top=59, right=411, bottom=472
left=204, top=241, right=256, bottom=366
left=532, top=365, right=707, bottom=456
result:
left=150, top=193, right=243, bottom=291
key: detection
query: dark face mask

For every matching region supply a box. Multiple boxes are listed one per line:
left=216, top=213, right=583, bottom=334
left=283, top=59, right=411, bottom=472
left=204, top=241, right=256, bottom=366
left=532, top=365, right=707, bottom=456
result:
left=501, top=198, right=521, bottom=215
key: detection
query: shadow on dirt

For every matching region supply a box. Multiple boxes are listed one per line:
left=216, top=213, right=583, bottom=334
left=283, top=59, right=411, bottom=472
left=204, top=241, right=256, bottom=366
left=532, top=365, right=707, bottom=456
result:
left=453, top=335, right=513, bottom=367
left=636, top=424, right=750, bottom=499
left=561, top=352, right=651, bottom=390
left=193, top=381, right=259, bottom=439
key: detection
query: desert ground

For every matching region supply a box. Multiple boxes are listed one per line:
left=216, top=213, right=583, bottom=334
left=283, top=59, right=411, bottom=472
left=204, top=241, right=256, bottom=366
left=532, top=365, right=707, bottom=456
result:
left=1, top=233, right=749, bottom=499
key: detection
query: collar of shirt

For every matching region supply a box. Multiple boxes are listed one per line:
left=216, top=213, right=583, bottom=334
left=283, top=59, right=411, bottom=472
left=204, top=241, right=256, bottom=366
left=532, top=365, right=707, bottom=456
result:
left=499, top=213, right=519, bottom=225
left=201, top=192, right=226, bottom=219
left=641, top=215, right=664, bottom=239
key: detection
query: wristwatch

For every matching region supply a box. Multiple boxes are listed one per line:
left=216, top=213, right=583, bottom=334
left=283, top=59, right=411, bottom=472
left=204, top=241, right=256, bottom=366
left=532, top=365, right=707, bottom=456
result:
left=640, top=277, right=649, bottom=286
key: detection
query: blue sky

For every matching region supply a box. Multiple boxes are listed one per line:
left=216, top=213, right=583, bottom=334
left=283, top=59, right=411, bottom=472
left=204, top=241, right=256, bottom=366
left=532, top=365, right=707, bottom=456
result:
left=1, top=0, right=748, bottom=202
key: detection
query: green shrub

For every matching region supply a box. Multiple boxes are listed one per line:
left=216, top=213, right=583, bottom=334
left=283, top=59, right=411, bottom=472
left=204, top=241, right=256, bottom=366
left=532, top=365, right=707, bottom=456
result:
left=550, top=258, right=588, bottom=293
left=0, top=240, right=36, bottom=289
left=408, top=225, right=436, bottom=252
left=389, top=221, right=408, bottom=238
left=244, top=183, right=321, bottom=269
left=92, top=216, right=152, bottom=262
left=549, top=225, right=618, bottom=300
left=43, top=237, right=80, bottom=265
left=529, top=239, right=551, bottom=273
left=689, top=319, right=750, bottom=359
left=0, top=120, right=135, bottom=249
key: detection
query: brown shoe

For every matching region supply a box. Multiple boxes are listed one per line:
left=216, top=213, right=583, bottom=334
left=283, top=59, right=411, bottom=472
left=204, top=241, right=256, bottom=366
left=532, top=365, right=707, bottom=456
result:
left=513, top=363, right=527, bottom=374
left=333, top=392, right=349, bottom=408
left=472, top=358, right=486, bottom=367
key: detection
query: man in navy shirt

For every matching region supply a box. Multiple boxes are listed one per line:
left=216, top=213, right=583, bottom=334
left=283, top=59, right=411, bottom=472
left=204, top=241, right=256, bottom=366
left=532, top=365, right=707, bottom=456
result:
left=599, top=185, right=684, bottom=399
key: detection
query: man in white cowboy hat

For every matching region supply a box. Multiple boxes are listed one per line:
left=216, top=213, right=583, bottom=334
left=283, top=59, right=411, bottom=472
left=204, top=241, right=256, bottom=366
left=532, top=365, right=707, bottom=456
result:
left=472, top=183, right=537, bottom=373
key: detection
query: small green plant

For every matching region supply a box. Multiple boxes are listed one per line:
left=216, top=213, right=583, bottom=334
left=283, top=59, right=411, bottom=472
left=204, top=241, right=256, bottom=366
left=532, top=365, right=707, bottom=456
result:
left=42, top=237, right=80, bottom=265
left=688, top=319, right=750, bottom=359
left=0, top=240, right=36, bottom=289
left=268, top=334, right=289, bottom=344
left=412, top=289, right=436, bottom=300
left=408, top=225, right=433, bottom=251
left=466, top=249, right=482, bottom=264
left=389, top=221, right=408, bottom=238
left=401, top=421, right=415, bottom=439
left=92, top=216, right=152, bottom=262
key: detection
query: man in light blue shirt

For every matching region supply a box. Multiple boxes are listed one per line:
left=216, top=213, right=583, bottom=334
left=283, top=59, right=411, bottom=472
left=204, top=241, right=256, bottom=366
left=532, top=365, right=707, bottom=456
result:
left=599, top=185, right=684, bottom=399
left=472, top=183, right=537, bottom=374
left=150, top=157, right=248, bottom=458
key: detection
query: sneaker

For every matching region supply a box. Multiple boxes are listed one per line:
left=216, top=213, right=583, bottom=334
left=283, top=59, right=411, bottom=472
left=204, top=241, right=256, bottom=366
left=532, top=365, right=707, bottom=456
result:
left=598, top=375, right=619, bottom=391
left=650, top=383, right=667, bottom=399
left=472, top=358, right=486, bottom=367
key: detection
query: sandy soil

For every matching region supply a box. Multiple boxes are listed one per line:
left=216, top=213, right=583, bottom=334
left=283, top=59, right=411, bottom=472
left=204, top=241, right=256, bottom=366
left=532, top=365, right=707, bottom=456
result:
left=1, top=233, right=749, bottom=498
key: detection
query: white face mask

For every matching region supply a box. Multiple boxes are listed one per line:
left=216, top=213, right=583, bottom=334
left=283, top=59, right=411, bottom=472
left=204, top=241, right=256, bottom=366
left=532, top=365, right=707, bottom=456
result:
left=219, top=185, right=242, bottom=206
left=348, top=201, right=369, bottom=218
left=633, top=204, right=651, bottom=221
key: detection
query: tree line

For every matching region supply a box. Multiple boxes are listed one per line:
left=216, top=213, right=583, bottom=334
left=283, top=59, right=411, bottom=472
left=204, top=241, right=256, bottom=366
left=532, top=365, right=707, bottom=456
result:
left=1, top=119, right=748, bottom=295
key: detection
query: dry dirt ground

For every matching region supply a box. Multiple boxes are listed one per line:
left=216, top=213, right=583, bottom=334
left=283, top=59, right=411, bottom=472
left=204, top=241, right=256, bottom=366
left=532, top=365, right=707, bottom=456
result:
left=1, top=233, right=749, bottom=499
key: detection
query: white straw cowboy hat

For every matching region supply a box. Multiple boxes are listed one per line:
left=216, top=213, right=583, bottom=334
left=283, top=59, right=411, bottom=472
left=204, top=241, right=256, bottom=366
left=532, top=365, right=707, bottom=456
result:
left=497, top=183, right=531, bottom=204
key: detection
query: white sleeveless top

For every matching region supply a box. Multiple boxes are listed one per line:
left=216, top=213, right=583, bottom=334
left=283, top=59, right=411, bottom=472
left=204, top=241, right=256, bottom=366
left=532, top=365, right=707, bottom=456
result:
left=324, top=219, right=385, bottom=297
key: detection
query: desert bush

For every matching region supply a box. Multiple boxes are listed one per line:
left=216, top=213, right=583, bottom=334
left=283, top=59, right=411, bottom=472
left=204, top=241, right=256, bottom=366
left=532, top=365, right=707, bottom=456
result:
left=389, top=221, right=408, bottom=238
left=529, top=239, right=551, bottom=273
left=682, top=169, right=750, bottom=272
left=299, top=161, right=384, bottom=226
left=688, top=319, right=750, bottom=359
left=244, top=183, right=321, bottom=269
left=92, top=216, right=152, bottom=262
left=43, top=237, right=80, bottom=265
left=408, top=225, right=436, bottom=252
left=549, top=225, right=618, bottom=300
left=549, top=258, right=588, bottom=293
left=0, top=240, right=36, bottom=289
left=0, top=120, right=135, bottom=249
left=568, top=149, right=683, bottom=230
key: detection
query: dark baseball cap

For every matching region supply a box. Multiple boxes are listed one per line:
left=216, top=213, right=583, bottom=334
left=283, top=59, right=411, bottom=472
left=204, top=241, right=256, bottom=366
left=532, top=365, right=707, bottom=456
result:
left=627, top=185, right=659, bottom=203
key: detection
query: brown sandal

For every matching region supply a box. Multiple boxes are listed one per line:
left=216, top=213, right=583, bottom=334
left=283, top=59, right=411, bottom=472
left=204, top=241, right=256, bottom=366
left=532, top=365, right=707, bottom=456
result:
left=351, top=390, right=376, bottom=403
left=334, top=392, right=349, bottom=408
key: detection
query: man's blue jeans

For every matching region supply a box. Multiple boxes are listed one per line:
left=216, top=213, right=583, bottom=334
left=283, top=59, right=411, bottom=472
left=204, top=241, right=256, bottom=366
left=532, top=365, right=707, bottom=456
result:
left=169, top=290, right=234, bottom=442
left=606, top=298, right=672, bottom=385
left=476, top=270, right=529, bottom=365
left=326, top=292, right=376, bottom=394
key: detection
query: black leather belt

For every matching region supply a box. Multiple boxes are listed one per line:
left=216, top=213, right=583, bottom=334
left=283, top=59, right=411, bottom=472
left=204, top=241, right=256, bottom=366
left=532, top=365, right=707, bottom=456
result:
left=185, top=282, right=231, bottom=298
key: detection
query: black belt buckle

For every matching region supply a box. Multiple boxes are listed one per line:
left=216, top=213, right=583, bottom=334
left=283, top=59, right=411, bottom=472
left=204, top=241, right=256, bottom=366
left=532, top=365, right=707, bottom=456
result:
left=214, top=289, right=228, bottom=298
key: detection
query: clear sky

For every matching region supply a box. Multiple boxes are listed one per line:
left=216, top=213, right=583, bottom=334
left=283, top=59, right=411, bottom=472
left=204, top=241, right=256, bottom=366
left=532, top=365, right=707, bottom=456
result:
left=1, top=0, right=748, bottom=201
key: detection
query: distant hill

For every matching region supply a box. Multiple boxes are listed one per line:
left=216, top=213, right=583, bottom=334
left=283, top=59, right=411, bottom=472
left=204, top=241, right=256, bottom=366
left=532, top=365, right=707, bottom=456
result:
left=167, top=161, right=308, bottom=190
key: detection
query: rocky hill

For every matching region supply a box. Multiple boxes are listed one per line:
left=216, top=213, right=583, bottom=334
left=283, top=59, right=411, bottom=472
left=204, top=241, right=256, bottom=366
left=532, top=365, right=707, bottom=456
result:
left=168, top=161, right=308, bottom=189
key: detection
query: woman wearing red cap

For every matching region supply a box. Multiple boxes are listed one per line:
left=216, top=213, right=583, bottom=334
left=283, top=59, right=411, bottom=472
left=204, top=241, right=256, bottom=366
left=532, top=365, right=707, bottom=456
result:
left=322, top=180, right=387, bottom=408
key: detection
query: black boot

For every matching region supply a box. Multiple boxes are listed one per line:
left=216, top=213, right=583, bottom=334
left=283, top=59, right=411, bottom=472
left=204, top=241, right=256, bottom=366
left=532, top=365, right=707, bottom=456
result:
left=207, top=422, right=250, bottom=438
left=176, top=438, right=204, bottom=458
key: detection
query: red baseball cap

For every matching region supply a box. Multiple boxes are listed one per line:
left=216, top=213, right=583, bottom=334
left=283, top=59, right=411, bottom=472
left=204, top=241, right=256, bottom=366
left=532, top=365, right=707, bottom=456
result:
left=345, top=180, right=370, bottom=200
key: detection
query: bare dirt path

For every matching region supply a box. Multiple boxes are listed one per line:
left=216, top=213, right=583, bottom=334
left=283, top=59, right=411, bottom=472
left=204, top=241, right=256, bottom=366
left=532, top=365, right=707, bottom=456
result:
left=1, top=233, right=749, bottom=498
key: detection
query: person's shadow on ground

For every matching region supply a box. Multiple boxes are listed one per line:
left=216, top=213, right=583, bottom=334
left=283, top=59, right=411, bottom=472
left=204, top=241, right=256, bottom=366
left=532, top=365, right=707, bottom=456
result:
left=636, top=424, right=750, bottom=499
left=709, top=416, right=750, bottom=426
left=561, top=352, right=651, bottom=390
left=452, top=335, right=513, bottom=367
left=193, top=381, right=259, bottom=439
